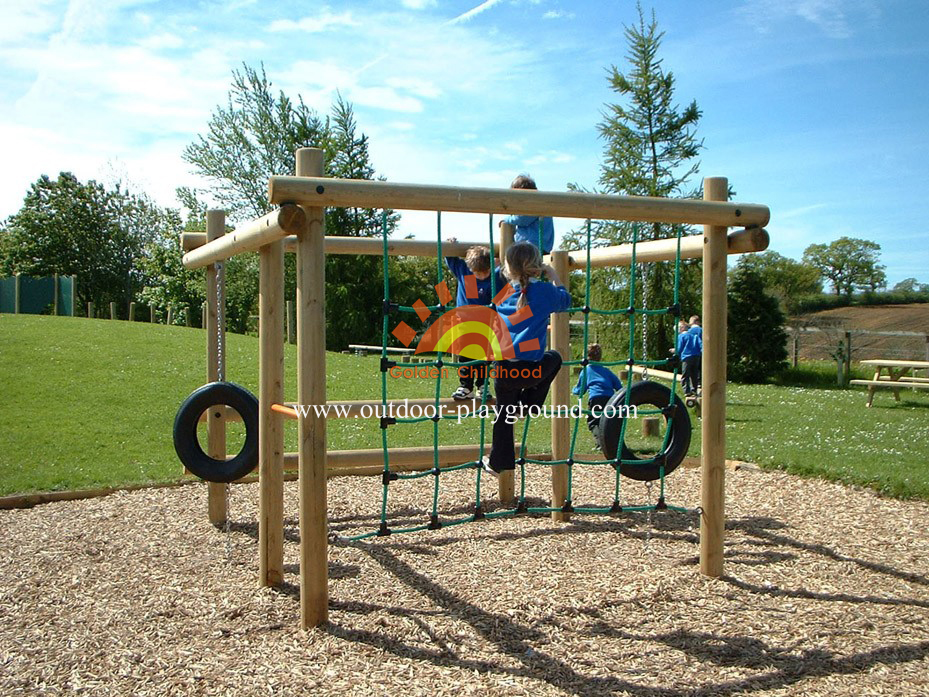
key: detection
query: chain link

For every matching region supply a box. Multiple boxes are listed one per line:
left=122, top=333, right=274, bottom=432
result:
left=215, top=261, right=225, bottom=383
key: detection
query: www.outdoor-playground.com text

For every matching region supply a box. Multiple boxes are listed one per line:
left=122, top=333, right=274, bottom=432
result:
left=288, top=400, right=638, bottom=425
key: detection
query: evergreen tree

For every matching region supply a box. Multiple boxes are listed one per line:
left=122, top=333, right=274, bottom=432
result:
left=182, top=63, right=398, bottom=347
left=727, top=266, right=788, bottom=383
left=565, top=3, right=703, bottom=360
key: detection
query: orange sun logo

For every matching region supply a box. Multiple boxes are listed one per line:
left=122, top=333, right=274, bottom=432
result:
left=391, top=280, right=526, bottom=361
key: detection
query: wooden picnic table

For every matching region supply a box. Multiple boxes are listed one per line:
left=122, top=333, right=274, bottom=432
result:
left=850, top=359, right=929, bottom=406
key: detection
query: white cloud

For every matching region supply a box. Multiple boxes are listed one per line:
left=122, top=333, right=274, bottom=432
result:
left=267, top=8, right=357, bottom=33
left=737, top=0, right=880, bottom=39
left=542, top=10, right=574, bottom=20
left=448, top=0, right=505, bottom=25
left=401, top=0, right=436, bottom=8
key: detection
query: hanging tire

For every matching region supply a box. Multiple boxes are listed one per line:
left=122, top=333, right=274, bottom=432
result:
left=599, top=380, right=691, bottom=482
left=173, top=381, right=259, bottom=483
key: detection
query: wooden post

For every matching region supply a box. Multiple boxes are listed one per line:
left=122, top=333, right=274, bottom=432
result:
left=700, top=177, right=728, bottom=578
left=258, top=228, right=286, bottom=587
left=87, top=302, right=93, bottom=319
left=497, top=221, right=516, bottom=505
left=110, top=301, right=117, bottom=320
left=642, top=418, right=660, bottom=437
left=295, top=148, right=328, bottom=628
left=53, top=274, right=59, bottom=315
left=792, top=331, right=799, bottom=368
left=14, top=274, right=21, bottom=314
left=129, top=302, right=136, bottom=322
left=550, top=250, right=571, bottom=522
left=205, top=210, right=228, bottom=526
left=150, top=305, right=155, bottom=323
left=286, top=300, right=295, bottom=344
left=167, top=304, right=173, bottom=325
left=201, top=301, right=207, bottom=328
left=844, top=331, right=852, bottom=384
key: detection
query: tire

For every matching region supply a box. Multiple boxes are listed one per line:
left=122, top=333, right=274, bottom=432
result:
left=173, top=382, right=259, bottom=483
left=599, top=380, right=691, bottom=482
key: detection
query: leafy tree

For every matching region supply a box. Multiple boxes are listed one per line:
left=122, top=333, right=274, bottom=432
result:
left=563, top=3, right=703, bottom=360
left=0, top=172, right=174, bottom=315
left=892, top=277, right=929, bottom=293
left=182, top=63, right=397, bottom=347
left=802, top=237, right=886, bottom=300
left=734, top=250, right=822, bottom=314
left=727, top=266, right=788, bottom=383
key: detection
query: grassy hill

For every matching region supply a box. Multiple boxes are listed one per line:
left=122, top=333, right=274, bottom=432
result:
left=1, top=315, right=928, bottom=500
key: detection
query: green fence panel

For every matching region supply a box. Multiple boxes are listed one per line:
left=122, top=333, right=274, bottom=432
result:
left=19, top=276, right=55, bottom=314
left=57, top=276, right=75, bottom=316
left=0, top=277, right=15, bottom=313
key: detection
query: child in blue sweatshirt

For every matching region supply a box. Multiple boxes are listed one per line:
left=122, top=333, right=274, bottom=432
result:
left=482, top=242, right=571, bottom=476
left=499, top=174, right=554, bottom=254
left=445, top=243, right=505, bottom=400
left=572, top=343, right=622, bottom=450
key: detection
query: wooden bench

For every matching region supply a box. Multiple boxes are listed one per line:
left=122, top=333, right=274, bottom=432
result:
left=348, top=344, right=415, bottom=358
left=851, top=359, right=929, bottom=406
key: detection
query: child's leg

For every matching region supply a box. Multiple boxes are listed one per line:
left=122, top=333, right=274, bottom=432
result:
left=458, top=358, right=475, bottom=390
left=488, top=372, right=520, bottom=472
left=518, top=351, right=563, bottom=408
left=586, top=396, right=610, bottom=431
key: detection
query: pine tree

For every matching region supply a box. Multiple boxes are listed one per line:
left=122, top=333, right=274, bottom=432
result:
left=566, top=3, right=703, bottom=361
left=727, top=266, right=788, bottom=383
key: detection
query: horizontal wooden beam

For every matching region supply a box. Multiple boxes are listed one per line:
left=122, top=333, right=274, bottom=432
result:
left=566, top=227, right=769, bottom=268
left=181, top=205, right=306, bottom=269
left=180, top=227, right=768, bottom=267
left=269, top=176, right=770, bottom=227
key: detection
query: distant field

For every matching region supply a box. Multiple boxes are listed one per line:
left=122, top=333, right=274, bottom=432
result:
left=1, top=315, right=928, bottom=500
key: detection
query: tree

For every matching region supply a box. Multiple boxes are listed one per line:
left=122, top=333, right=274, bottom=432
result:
left=0, top=172, right=174, bottom=314
left=734, top=251, right=822, bottom=313
left=802, top=237, right=886, bottom=300
left=727, top=266, right=788, bottom=383
left=564, top=3, right=703, bottom=359
left=182, top=63, right=398, bottom=347
left=892, top=277, right=929, bottom=293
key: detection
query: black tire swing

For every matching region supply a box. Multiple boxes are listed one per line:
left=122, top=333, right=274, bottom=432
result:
left=599, top=380, right=692, bottom=482
left=173, top=381, right=259, bottom=483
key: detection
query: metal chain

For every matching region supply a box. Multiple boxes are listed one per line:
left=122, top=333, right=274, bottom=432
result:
left=641, top=264, right=649, bottom=381
left=215, top=261, right=225, bottom=383
left=644, top=480, right=654, bottom=551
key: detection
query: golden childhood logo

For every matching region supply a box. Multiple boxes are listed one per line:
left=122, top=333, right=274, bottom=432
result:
left=390, top=278, right=536, bottom=360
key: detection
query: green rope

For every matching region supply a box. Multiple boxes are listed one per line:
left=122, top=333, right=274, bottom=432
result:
left=336, top=208, right=696, bottom=543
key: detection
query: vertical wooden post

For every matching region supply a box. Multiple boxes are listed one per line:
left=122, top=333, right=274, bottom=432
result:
left=497, top=221, right=517, bottom=504
left=70, top=276, right=76, bottom=317
left=286, top=300, right=295, bottom=344
left=87, top=302, right=94, bottom=319
left=296, top=148, right=328, bottom=628
left=844, top=331, right=852, bottom=384
left=792, top=332, right=799, bottom=368
left=110, top=301, right=117, bottom=320
left=201, top=301, right=207, bottom=328
left=167, top=304, right=173, bottom=325
left=258, top=231, right=285, bottom=587
left=550, top=250, right=570, bottom=522
left=129, top=302, right=136, bottom=322
left=205, top=210, right=228, bottom=526
left=150, top=305, right=156, bottom=323
left=700, top=177, right=728, bottom=578
left=53, top=274, right=59, bottom=316
left=14, top=274, right=21, bottom=314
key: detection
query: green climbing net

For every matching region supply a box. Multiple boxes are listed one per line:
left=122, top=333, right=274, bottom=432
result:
left=344, top=211, right=694, bottom=541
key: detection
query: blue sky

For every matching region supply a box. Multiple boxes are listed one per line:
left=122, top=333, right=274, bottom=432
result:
left=1, top=0, right=927, bottom=286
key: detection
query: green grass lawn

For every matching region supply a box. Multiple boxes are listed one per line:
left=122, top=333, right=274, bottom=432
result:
left=2, top=314, right=928, bottom=499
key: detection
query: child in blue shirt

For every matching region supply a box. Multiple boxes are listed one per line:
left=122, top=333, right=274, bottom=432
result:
left=482, top=241, right=571, bottom=476
left=445, top=243, right=505, bottom=400
left=499, top=174, right=554, bottom=254
left=676, top=317, right=703, bottom=396
left=572, top=343, right=622, bottom=450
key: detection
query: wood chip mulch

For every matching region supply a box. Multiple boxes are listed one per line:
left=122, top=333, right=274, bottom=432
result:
left=2, top=464, right=928, bottom=696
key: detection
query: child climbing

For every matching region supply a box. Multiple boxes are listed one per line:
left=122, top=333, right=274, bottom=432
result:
left=481, top=241, right=571, bottom=477
left=444, top=241, right=506, bottom=400
left=499, top=174, right=555, bottom=254
left=571, top=343, right=622, bottom=451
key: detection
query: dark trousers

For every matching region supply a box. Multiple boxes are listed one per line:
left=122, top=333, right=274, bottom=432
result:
left=682, top=355, right=701, bottom=395
left=458, top=360, right=487, bottom=390
left=586, top=395, right=611, bottom=452
left=488, top=351, right=562, bottom=472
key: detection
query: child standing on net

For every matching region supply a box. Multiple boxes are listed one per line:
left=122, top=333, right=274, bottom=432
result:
left=482, top=241, right=571, bottom=477
left=499, top=174, right=555, bottom=254
left=572, top=343, right=622, bottom=451
left=444, top=242, right=505, bottom=400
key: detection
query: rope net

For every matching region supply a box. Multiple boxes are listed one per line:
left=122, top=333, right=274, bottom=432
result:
left=343, top=211, right=694, bottom=541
